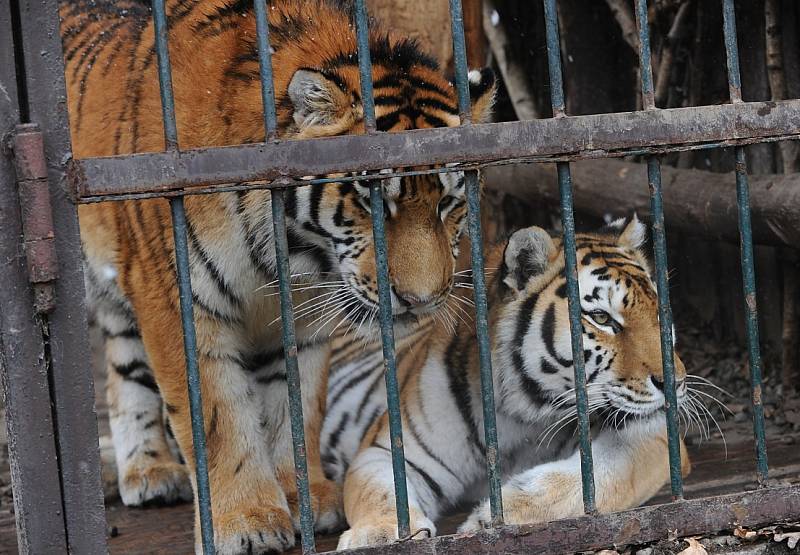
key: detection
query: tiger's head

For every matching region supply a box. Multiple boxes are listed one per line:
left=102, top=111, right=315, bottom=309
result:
left=494, top=217, right=688, bottom=433
left=246, top=1, right=496, bottom=330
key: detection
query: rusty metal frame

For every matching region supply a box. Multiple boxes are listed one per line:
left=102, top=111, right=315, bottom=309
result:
left=2, top=0, right=800, bottom=552
left=69, top=99, right=800, bottom=201
left=340, top=485, right=800, bottom=555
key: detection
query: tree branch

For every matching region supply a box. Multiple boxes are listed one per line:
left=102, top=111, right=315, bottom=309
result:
left=654, top=1, right=692, bottom=107
left=482, top=0, right=539, bottom=120
left=765, top=0, right=800, bottom=174
left=605, top=0, right=639, bottom=53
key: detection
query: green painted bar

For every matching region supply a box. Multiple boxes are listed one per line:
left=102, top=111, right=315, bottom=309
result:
left=722, top=0, right=769, bottom=484
left=354, top=0, right=411, bottom=535
left=447, top=0, right=504, bottom=525
left=169, top=197, right=216, bottom=554
left=634, top=0, right=684, bottom=499
left=271, top=188, right=316, bottom=553
left=543, top=0, right=597, bottom=514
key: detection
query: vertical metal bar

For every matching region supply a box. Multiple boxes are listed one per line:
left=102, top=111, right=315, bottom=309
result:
left=543, top=0, right=596, bottom=514
left=14, top=0, right=108, bottom=550
left=151, top=0, right=179, bottom=150
left=646, top=158, right=685, bottom=498
left=722, top=0, right=769, bottom=484
left=722, top=0, right=743, bottom=103
left=448, top=0, right=473, bottom=122
left=354, top=0, right=376, bottom=133
left=0, top=9, right=68, bottom=551
left=448, top=0, right=504, bottom=526
left=354, top=0, right=410, bottom=535
left=369, top=183, right=411, bottom=537
left=271, top=189, right=316, bottom=553
left=635, top=0, right=656, bottom=110
left=169, top=198, right=216, bottom=553
left=253, top=0, right=278, bottom=140
left=253, top=2, right=315, bottom=550
left=152, top=0, right=216, bottom=543
left=635, top=0, right=683, bottom=500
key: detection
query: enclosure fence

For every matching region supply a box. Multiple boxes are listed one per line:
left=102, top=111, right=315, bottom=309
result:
left=2, top=0, right=800, bottom=553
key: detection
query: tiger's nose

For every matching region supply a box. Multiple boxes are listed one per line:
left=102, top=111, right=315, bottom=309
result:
left=651, top=375, right=684, bottom=392
left=396, top=291, right=437, bottom=308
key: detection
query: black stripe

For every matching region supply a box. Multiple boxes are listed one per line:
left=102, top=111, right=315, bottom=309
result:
left=541, top=303, right=573, bottom=368
left=405, top=409, right=463, bottom=485
left=444, top=335, right=485, bottom=456
left=327, top=413, right=350, bottom=450
left=512, top=292, right=550, bottom=405
left=186, top=219, right=243, bottom=310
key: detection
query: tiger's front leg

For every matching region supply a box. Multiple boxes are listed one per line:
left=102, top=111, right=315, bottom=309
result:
left=260, top=344, right=345, bottom=535
left=337, top=446, right=437, bottom=550
left=459, top=427, right=691, bottom=532
left=138, top=304, right=295, bottom=554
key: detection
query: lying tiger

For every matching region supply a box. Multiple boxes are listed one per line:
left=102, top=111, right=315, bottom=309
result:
left=322, top=217, right=692, bottom=548
left=60, top=0, right=494, bottom=552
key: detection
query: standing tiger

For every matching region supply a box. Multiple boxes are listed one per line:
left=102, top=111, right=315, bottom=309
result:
left=59, top=0, right=495, bottom=552
left=322, top=218, right=694, bottom=549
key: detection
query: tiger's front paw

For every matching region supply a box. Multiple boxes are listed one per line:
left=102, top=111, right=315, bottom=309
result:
left=210, top=505, right=295, bottom=555
left=290, top=478, right=344, bottom=534
left=337, top=517, right=435, bottom=550
left=457, top=502, right=491, bottom=533
left=119, top=459, right=192, bottom=507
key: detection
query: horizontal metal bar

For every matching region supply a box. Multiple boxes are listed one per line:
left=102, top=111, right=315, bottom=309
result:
left=68, top=99, right=800, bottom=199
left=335, top=485, right=800, bottom=555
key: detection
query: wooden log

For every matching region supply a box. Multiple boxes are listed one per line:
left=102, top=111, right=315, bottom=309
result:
left=483, top=159, right=800, bottom=247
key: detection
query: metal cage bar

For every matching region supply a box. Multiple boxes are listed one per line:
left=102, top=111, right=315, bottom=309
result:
left=151, top=0, right=216, bottom=551
left=448, top=0, right=504, bottom=525
left=542, top=0, right=596, bottom=514
left=271, top=189, right=316, bottom=553
left=253, top=0, right=316, bottom=550
left=170, top=198, right=216, bottom=554
left=634, top=0, right=684, bottom=500
left=721, top=0, right=769, bottom=485
left=354, top=0, right=412, bottom=537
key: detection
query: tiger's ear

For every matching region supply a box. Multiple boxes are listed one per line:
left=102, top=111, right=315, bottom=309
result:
left=502, top=226, right=556, bottom=292
left=468, top=68, right=496, bottom=123
left=617, top=213, right=647, bottom=250
left=288, top=69, right=353, bottom=135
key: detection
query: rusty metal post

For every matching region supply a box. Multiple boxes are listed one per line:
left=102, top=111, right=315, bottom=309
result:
left=12, top=0, right=108, bottom=551
left=0, top=3, right=68, bottom=553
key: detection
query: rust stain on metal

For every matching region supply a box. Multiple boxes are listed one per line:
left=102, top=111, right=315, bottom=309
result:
left=752, top=384, right=762, bottom=405
left=12, top=124, right=58, bottom=313
left=745, top=292, right=757, bottom=312
left=757, top=102, right=776, bottom=116
left=731, top=503, right=748, bottom=524
left=617, top=517, right=642, bottom=545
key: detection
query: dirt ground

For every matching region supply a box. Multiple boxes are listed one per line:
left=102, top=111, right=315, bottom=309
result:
left=1, top=322, right=799, bottom=554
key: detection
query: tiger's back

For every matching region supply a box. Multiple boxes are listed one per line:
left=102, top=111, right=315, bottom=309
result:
left=61, top=1, right=495, bottom=552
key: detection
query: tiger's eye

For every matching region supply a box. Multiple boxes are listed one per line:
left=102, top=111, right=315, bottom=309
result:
left=590, top=311, right=611, bottom=326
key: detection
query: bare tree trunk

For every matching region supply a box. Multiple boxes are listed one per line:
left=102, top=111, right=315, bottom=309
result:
left=484, top=160, right=800, bottom=248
